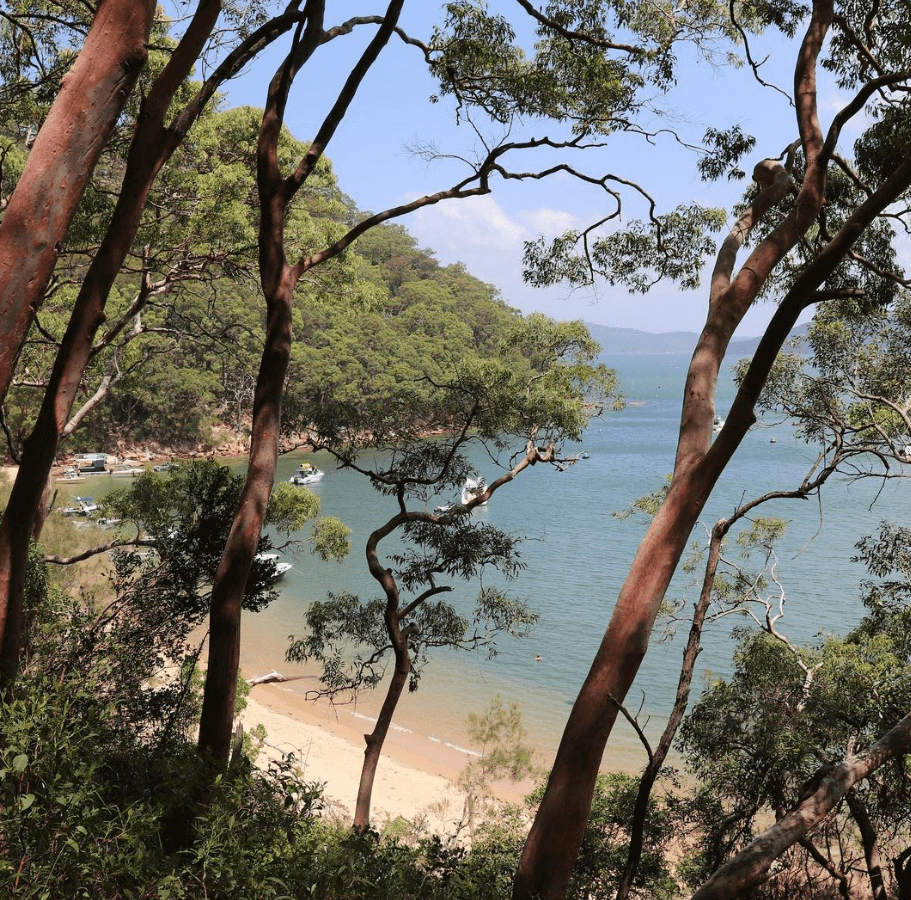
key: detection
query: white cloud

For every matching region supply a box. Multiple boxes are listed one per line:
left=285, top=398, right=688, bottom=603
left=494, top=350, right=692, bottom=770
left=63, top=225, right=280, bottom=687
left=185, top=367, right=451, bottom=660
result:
left=408, top=194, right=587, bottom=285
left=410, top=194, right=528, bottom=266
left=404, top=193, right=787, bottom=334
left=515, top=206, right=582, bottom=236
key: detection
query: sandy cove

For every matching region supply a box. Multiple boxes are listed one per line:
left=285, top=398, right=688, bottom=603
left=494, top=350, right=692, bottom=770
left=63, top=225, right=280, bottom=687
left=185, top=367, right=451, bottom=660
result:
left=240, top=676, right=535, bottom=836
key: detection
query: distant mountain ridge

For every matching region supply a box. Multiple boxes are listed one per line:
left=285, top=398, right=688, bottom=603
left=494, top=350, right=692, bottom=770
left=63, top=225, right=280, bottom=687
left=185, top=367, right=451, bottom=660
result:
left=585, top=322, right=809, bottom=356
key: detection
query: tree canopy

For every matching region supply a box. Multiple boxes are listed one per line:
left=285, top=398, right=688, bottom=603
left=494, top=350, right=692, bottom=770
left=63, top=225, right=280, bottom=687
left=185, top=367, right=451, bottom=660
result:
left=4, top=1, right=911, bottom=899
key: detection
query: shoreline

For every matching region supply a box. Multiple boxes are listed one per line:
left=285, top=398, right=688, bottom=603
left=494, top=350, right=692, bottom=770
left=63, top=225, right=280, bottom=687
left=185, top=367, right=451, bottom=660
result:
left=241, top=674, right=535, bottom=835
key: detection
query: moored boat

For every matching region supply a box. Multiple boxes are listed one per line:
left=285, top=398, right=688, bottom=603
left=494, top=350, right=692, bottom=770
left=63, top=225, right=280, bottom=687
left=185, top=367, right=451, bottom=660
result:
left=110, top=462, right=145, bottom=477
left=56, top=468, right=86, bottom=484
left=289, top=462, right=324, bottom=485
left=62, top=496, right=98, bottom=516
left=461, top=476, right=488, bottom=505
left=255, top=552, right=293, bottom=580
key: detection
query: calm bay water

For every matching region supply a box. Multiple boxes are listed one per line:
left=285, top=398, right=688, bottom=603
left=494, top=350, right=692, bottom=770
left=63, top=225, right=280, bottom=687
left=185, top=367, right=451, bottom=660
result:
left=236, top=353, right=909, bottom=768
left=65, top=353, right=911, bottom=769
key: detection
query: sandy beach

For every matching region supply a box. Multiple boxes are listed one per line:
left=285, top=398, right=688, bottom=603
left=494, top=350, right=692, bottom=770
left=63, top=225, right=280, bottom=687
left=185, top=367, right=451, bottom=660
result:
left=240, top=675, right=535, bottom=836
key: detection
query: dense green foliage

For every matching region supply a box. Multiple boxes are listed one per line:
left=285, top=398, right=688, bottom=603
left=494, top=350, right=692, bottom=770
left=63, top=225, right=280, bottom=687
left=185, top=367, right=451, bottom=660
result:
left=3, top=85, right=520, bottom=455
left=0, top=671, right=684, bottom=899
left=4, top=0, right=911, bottom=897
left=283, top=227, right=521, bottom=444
left=674, top=519, right=911, bottom=898
left=287, top=315, right=617, bottom=710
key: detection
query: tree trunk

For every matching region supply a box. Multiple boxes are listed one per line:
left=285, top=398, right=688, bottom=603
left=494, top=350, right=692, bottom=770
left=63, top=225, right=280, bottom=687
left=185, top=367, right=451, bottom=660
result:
left=846, top=790, right=888, bottom=900
left=196, top=275, right=292, bottom=763
left=0, top=0, right=154, bottom=406
left=0, top=0, right=222, bottom=690
left=354, top=629, right=411, bottom=828
left=689, top=711, right=911, bottom=900
left=614, top=520, right=725, bottom=900
left=196, top=0, right=406, bottom=770
left=513, top=5, right=841, bottom=896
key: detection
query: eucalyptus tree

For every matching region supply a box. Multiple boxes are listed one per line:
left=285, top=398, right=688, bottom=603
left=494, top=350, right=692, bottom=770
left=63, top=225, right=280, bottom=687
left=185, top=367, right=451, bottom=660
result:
left=513, top=2, right=911, bottom=897
left=286, top=314, right=618, bottom=827
left=611, top=295, right=911, bottom=898
left=0, top=0, right=750, bottom=778
left=198, top=0, right=728, bottom=767
left=678, top=521, right=911, bottom=899
left=0, top=2, right=322, bottom=691
left=0, top=0, right=156, bottom=405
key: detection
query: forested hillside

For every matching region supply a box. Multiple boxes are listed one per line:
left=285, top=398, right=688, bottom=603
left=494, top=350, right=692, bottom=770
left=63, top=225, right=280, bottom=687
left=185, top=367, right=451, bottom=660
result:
left=2, top=104, right=519, bottom=456
left=3, top=2, right=911, bottom=900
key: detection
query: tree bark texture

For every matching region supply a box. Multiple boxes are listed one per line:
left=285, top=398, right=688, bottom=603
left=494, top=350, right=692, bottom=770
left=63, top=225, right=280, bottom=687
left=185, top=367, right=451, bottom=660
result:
left=0, top=0, right=223, bottom=689
left=513, top=5, right=840, bottom=897
left=354, top=524, right=411, bottom=827
left=845, top=791, right=889, bottom=900
left=0, top=0, right=156, bottom=686
left=0, top=0, right=154, bottom=407
left=195, top=271, right=292, bottom=763
left=614, top=520, right=725, bottom=900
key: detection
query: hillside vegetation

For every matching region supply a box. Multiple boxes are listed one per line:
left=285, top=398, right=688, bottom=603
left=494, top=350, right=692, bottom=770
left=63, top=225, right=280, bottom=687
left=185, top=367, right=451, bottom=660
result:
left=3, top=105, right=521, bottom=458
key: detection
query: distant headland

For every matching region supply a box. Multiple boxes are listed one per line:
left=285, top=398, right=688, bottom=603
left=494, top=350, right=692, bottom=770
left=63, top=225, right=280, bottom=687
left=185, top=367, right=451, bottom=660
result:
left=585, top=322, right=809, bottom=356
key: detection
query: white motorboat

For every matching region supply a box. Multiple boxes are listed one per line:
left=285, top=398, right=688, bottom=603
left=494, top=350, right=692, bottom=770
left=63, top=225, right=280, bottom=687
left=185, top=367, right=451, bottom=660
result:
left=62, top=496, right=98, bottom=517
left=289, top=462, right=324, bottom=485
left=110, top=462, right=145, bottom=478
left=712, top=415, right=725, bottom=432
left=461, top=476, right=488, bottom=506
left=255, top=552, right=292, bottom=581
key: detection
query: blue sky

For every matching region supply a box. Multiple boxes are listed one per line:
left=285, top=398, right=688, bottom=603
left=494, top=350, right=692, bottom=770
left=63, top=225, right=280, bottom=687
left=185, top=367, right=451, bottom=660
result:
left=220, top=2, right=857, bottom=336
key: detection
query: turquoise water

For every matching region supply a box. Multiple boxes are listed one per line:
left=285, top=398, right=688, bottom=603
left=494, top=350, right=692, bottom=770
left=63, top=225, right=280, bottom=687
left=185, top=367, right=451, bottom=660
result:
left=236, top=352, right=909, bottom=768
left=61, top=353, right=909, bottom=769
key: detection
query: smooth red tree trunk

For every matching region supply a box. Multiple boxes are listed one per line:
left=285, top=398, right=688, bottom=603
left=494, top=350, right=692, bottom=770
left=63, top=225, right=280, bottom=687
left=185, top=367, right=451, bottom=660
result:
left=196, top=0, right=406, bottom=768
left=513, top=5, right=840, bottom=896
left=0, top=0, right=223, bottom=688
left=0, top=0, right=154, bottom=407
left=515, top=60, right=911, bottom=900
left=0, top=0, right=155, bottom=687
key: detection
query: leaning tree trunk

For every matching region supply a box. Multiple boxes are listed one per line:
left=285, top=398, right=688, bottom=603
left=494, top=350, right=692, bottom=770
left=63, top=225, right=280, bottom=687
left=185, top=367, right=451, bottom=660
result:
left=516, top=83, right=911, bottom=900
left=0, top=0, right=156, bottom=688
left=0, top=0, right=154, bottom=407
left=196, top=0, right=406, bottom=769
left=690, top=712, right=911, bottom=900
left=354, top=616, right=412, bottom=826
left=354, top=655, right=411, bottom=828
left=613, top=520, right=725, bottom=900
left=353, top=514, right=411, bottom=827
left=614, top=463, right=842, bottom=900
left=512, top=5, right=846, bottom=897
left=0, top=0, right=223, bottom=690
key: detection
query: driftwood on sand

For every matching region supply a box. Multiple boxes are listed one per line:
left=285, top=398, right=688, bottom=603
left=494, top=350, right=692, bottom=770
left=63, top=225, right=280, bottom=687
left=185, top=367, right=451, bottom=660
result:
left=247, top=670, right=309, bottom=687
